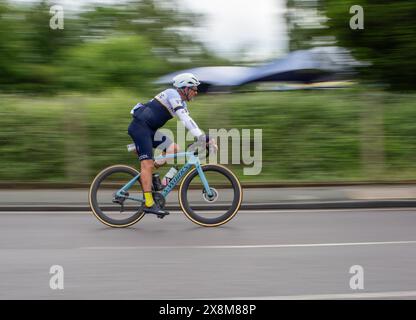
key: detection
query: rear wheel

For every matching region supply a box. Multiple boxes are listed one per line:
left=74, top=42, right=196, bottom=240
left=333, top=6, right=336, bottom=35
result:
left=88, top=165, right=145, bottom=228
left=178, top=164, right=242, bottom=227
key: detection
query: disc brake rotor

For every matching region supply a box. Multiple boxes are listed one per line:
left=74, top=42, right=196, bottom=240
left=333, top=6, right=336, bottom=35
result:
left=202, top=188, right=219, bottom=202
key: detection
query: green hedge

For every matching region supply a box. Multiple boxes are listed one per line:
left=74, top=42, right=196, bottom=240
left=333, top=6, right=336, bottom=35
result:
left=1, top=88, right=416, bottom=183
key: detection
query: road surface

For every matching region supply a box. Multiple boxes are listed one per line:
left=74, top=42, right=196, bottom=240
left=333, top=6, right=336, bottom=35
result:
left=1, top=208, right=416, bottom=299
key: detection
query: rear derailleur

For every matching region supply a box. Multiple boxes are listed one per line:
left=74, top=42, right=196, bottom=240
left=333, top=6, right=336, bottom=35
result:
left=112, top=191, right=129, bottom=213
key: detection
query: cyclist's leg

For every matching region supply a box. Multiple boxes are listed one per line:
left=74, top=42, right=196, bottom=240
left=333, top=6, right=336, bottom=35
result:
left=152, top=130, right=178, bottom=168
left=128, top=120, right=154, bottom=202
left=128, top=120, right=169, bottom=216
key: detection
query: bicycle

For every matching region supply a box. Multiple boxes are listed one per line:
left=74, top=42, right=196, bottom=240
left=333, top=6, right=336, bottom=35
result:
left=88, top=147, right=243, bottom=227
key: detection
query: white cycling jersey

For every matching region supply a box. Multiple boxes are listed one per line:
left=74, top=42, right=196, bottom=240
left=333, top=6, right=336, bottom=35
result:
left=154, top=89, right=203, bottom=138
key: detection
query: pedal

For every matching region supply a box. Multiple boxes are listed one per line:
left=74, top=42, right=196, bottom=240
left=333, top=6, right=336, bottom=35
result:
left=157, top=212, right=169, bottom=219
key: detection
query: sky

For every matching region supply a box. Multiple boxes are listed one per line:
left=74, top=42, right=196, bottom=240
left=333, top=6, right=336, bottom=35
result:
left=12, top=0, right=288, bottom=61
left=182, top=0, right=288, bottom=61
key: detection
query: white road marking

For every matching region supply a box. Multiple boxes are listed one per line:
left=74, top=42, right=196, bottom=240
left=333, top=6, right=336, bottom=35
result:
left=200, top=290, right=416, bottom=300
left=80, top=240, right=416, bottom=250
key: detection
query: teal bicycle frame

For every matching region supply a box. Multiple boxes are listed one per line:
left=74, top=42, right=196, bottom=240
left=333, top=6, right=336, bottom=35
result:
left=115, top=151, right=213, bottom=203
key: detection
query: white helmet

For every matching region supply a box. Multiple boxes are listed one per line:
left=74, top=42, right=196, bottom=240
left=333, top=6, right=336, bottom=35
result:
left=173, top=73, right=200, bottom=88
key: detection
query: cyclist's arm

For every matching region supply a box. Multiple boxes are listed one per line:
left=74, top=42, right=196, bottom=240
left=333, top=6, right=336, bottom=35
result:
left=174, top=108, right=203, bottom=138
left=174, top=107, right=218, bottom=153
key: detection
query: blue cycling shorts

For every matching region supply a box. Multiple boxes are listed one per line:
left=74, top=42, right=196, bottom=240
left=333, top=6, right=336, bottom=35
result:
left=128, top=118, right=173, bottom=161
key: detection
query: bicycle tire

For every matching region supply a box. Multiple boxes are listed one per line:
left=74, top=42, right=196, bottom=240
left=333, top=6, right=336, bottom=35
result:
left=88, top=164, right=145, bottom=228
left=178, top=164, right=242, bottom=227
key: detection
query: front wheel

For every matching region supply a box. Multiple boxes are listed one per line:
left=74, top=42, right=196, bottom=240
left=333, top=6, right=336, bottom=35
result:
left=178, top=164, right=243, bottom=227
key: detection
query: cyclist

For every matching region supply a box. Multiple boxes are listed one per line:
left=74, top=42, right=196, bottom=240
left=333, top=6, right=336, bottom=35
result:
left=128, top=73, right=216, bottom=217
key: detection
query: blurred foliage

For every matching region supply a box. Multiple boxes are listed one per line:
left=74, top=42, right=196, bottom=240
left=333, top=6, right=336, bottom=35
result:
left=324, top=0, right=416, bottom=91
left=60, top=35, right=168, bottom=92
left=0, top=0, right=227, bottom=94
left=1, top=88, right=416, bottom=183
left=286, top=0, right=330, bottom=51
left=1, top=0, right=415, bottom=184
left=286, top=0, right=416, bottom=91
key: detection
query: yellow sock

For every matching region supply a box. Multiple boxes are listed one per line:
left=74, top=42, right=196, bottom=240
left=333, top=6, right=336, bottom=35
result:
left=144, top=192, right=154, bottom=207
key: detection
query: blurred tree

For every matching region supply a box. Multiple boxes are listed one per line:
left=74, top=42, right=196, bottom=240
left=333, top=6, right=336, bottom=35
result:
left=0, top=0, right=223, bottom=94
left=0, top=1, right=20, bottom=86
left=23, top=1, right=69, bottom=64
left=61, top=35, right=169, bottom=92
left=79, top=0, right=224, bottom=66
left=286, top=0, right=416, bottom=91
left=324, top=0, right=416, bottom=91
left=0, top=0, right=83, bottom=92
left=286, top=0, right=334, bottom=51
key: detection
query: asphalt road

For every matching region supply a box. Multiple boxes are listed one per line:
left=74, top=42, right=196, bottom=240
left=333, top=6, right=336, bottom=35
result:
left=1, top=208, right=416, bottom=299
